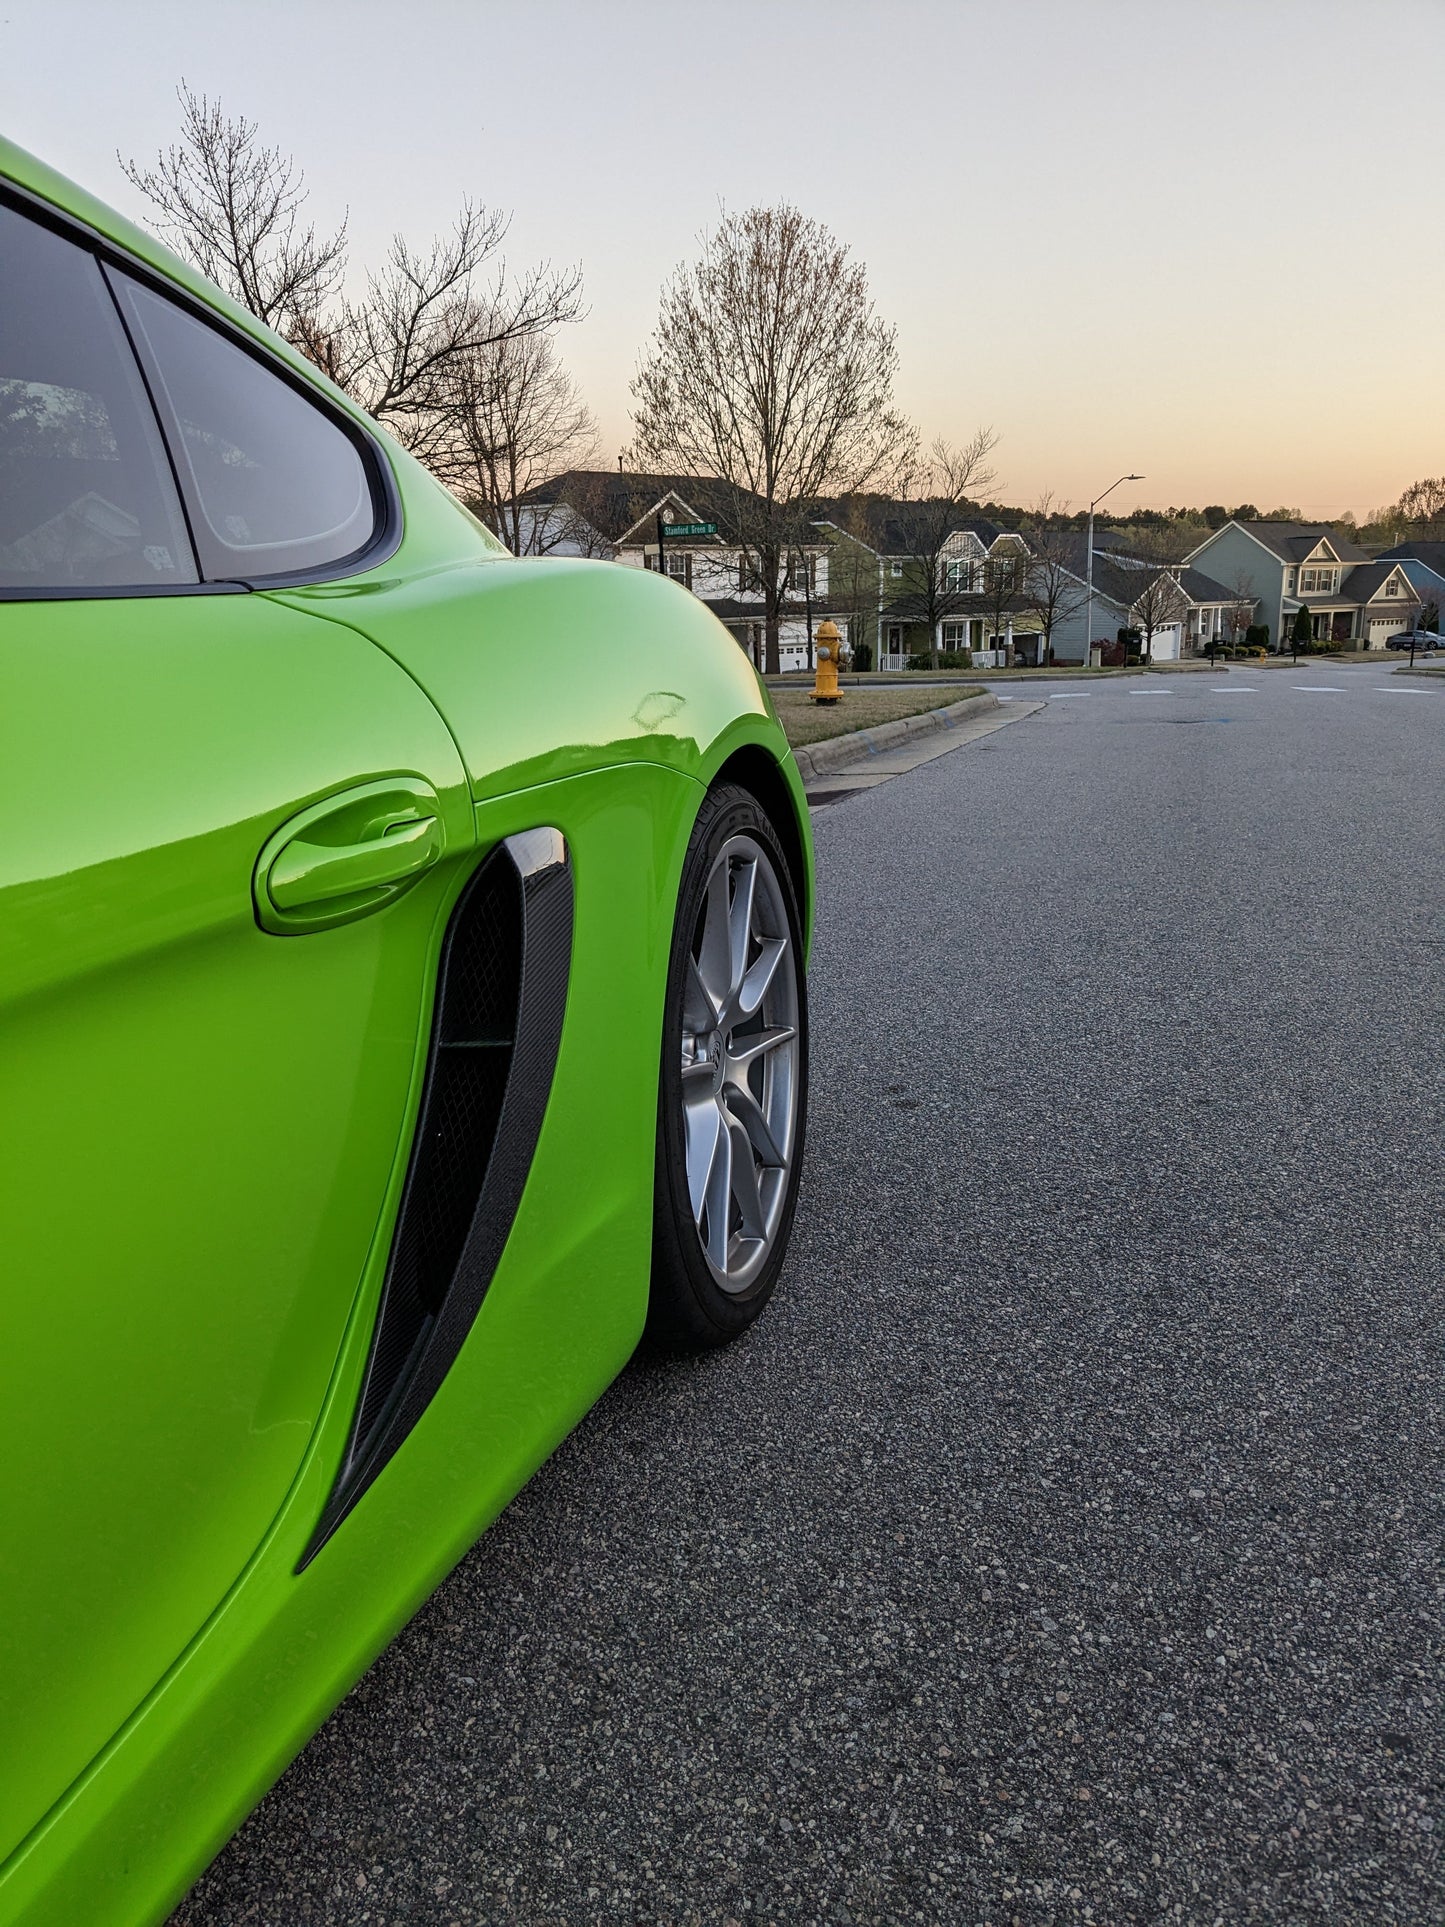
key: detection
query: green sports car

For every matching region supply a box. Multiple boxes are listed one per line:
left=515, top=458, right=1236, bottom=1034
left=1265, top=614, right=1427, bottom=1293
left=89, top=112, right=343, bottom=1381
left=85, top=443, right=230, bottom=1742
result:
left=0, top=139, right=811, bottom=1927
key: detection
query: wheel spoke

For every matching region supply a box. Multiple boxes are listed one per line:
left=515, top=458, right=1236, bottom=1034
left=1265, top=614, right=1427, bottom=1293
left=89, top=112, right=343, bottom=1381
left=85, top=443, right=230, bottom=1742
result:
left=727, top=1118, right=766, bottom=1237
left=726, top=1082, right=788, bottom=1171
left=696, top=865, right=732, bottom=1008
left=701, top=1109, right=733, bottom=1270
left=727, top=855, right=758, bottom=1002
left=726, top=1024, right=795, bottom=1071
left=737, top=935, right=787, bottom=1017
left=684, top=954, right=717, bottom=1031
left=684, top=1094, right=723, bottom=1222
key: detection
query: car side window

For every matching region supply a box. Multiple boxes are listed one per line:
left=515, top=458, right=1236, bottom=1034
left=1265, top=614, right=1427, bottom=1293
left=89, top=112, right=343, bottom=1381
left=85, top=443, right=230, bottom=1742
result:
left=115, top=273, right=379, bottom=582
left=0, top=202, right=197, bottom=595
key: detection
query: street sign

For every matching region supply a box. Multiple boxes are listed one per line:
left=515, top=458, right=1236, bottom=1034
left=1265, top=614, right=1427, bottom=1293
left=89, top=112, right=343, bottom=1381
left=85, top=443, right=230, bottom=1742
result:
left=662, top=521, right=717, bottom=538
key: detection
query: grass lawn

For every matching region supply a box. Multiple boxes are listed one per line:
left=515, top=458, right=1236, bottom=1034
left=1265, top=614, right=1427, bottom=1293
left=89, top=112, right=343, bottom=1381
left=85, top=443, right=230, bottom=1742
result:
left=771, top=684, right=984, bottom=748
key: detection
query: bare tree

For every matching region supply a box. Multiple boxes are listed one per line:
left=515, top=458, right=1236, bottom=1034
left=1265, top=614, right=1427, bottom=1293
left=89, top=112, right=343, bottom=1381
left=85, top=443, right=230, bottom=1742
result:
left=1127, top=565, right=1186, bottom=663
left=120, top=82, right=346, bottom=337
left=445, top=330, right=596, bottom=553
left=631, top=205, right=912, bottom=673
left=979, top=535, right=1028, bottom=661
left=544, top=470, right=627, bottom=559
left=290, top=218, right=583, bottom=465
left=1020, top=492, right=1087, bottom=665
left=816, top=498, right=889, bottom=669
left=883, top=432, right=998, bottom=667
left=124, top=89, right=584, bottom=471
left=1224, top=573, right=1258, bottom=651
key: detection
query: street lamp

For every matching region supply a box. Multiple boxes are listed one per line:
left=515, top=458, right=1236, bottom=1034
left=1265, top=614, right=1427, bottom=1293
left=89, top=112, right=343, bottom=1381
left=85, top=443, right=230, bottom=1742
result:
left=1084, top=473, right=1144, bottom=668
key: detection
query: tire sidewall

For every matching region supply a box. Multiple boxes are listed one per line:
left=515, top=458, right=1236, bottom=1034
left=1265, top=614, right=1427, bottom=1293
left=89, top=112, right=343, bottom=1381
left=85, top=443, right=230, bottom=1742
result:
left=650, top=783, right=809, bottom=1348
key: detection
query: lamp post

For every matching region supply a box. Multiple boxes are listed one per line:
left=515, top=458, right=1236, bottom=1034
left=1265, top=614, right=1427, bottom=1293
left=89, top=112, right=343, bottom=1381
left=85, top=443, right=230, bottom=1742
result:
left=1084, top=473, right=1143, bottom=667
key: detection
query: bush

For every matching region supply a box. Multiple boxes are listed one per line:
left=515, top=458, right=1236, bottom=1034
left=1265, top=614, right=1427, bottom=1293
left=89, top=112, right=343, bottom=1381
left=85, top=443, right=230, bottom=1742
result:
left=905, top=649, right=973, bottom=671
left=851, top=640, right=872, bottom=672
left=1245, top=623, right=1270, bottom=650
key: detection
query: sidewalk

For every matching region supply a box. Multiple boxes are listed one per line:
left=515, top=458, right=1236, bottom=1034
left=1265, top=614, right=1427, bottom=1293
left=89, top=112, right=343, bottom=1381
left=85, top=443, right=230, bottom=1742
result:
left=795, top=693, right=1047, bottom=805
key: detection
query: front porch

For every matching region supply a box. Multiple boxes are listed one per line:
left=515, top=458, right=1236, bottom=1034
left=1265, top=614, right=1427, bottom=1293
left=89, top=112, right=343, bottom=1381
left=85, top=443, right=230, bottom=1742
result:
left=1285, top=601, right=1360, bottom=646
left=879, top=613, right=1042, bottom=671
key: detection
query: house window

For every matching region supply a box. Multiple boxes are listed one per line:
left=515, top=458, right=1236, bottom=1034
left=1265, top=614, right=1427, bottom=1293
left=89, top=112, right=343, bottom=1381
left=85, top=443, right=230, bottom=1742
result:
left=1385, top=577, right=1399, bottom=596
left=940, top=620, right=968, bottom=650
left=664, top=550, right=691, bottom=587
left=1287, top=569, right=1297, bottom=592
left=890, top=560, right=903, bottom=577
left=943, top=558, right=973, bottom=592
left=1301, top=567, right=1338, bottom=594
left=786, top=555, right=815, bottom=593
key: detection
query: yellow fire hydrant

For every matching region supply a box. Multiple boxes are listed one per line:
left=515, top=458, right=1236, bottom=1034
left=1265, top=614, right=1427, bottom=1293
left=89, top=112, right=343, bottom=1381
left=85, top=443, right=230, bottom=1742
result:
left=811, top=619, right=842, bottom=704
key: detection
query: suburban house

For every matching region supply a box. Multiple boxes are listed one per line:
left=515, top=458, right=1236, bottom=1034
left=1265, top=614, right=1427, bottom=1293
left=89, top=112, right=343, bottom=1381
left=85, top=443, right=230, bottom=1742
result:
left=813, top=502, right=1042, bottom=667
left=1041, top=535, right=1237, bottom=662
left=1183, top=520, right=1419, bottom=648
left=1377, top=540, right=1445, bottom=632
left=516, top=469, right=835, bottom=670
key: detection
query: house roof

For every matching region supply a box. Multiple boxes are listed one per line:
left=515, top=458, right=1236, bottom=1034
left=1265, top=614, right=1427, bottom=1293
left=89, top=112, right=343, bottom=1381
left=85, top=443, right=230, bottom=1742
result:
left=1339, top=562, right=1418, bottom=603
left=1228, top=520, right=1373, bottom=565
left=519, top=470, right=771, bottom=546
left=1379, top=539, right=1445, bottom=571
left=1176, top=566, right=1235, bottom=604
left=811, top=496, right=1001, bottom=556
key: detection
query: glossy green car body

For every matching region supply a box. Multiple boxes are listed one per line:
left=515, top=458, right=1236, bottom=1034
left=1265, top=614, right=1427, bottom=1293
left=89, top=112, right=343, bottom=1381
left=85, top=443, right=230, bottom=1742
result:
left=0, top=139, right=811, bottom=1927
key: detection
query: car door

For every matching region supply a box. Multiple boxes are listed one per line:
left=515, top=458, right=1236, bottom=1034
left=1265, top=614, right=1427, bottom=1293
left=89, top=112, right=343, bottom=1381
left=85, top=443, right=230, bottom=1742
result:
left=0, top=197, right=474, bottom=1858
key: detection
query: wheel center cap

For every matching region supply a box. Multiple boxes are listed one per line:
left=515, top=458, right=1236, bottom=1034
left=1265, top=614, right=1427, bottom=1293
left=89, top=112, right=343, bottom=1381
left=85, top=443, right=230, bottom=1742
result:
left=709, top=1033, right=725, bottom=1091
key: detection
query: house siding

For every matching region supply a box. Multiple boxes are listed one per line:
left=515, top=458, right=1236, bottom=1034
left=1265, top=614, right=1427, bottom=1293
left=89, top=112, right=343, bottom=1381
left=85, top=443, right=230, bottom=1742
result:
left=1186, top=526, right=1282, bottom=637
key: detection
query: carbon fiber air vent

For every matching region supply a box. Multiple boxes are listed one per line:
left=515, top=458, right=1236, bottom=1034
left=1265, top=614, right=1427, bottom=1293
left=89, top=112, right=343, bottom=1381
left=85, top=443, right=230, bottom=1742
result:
left=301, top=827, right=573, bottom=1567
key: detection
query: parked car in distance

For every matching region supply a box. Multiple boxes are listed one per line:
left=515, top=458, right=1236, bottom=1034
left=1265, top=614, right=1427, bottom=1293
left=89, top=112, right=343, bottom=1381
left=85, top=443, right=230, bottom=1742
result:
left=1386, top=630, right=1440, bottom=650
left=0, top=135, right=812, bottom=1927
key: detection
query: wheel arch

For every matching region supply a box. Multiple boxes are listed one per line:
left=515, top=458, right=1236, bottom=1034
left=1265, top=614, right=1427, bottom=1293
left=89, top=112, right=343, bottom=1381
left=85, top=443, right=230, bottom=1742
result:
left=707, top=743, right=813, bottom=957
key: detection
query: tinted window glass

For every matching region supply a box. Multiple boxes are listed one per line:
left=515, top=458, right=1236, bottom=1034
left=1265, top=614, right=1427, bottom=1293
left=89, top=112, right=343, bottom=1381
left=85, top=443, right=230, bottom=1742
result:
left=117, top=275, right=376, bottom=581
left=0, top=203, right=196, bottom=593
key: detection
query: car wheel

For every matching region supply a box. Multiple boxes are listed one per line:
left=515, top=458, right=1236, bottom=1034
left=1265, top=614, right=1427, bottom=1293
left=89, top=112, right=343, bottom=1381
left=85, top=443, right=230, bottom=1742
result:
left=648, top=782, right=808, bottom=1349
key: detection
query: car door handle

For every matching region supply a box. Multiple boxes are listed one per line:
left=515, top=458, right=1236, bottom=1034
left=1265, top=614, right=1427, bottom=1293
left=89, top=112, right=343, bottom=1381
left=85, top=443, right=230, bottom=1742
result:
left=268, top=814, right=441, bottom=911
left=255, top=777, right=446, bottom=935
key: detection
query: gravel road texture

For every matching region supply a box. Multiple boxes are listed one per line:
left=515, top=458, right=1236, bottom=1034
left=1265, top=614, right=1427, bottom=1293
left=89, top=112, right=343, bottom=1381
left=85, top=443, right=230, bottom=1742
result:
left=173, top=669, right=1444, bottom=1927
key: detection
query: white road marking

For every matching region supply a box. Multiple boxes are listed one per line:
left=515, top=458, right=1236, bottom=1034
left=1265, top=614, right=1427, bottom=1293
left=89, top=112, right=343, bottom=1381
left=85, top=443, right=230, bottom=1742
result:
left=1374, top=686, right=1427, bottom=694
left=1127, top=689, right=1171, bottom=696
left=1210, top=686, right=1256, bottom=692
left=1291, top=685, right=1346, bottom=692
left=1046, top=693, right=1093, bottom=700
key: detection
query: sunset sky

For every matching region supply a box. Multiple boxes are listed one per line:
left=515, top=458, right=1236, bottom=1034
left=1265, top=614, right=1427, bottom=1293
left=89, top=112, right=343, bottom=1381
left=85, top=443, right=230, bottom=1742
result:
left=5, top=0, right=1441, bottom=519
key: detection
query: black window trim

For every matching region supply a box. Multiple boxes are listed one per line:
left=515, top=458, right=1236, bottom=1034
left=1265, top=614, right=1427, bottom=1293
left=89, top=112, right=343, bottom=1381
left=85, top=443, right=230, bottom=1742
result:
left=0, top=177, right=402, bottom=603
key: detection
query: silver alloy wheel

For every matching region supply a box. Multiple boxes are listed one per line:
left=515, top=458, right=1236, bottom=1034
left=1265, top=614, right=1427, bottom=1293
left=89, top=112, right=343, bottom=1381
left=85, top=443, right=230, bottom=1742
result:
left=679, top=832, right=800, bottom=1295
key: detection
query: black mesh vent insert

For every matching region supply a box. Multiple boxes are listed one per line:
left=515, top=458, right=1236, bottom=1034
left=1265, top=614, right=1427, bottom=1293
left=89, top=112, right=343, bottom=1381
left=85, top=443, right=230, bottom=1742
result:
left=301, top=832, right=573, bottom=1567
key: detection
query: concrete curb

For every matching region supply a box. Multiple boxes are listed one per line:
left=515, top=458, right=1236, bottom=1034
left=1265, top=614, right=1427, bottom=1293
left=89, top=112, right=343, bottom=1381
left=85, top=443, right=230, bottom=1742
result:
left=789, top=692, right=999, bottom=780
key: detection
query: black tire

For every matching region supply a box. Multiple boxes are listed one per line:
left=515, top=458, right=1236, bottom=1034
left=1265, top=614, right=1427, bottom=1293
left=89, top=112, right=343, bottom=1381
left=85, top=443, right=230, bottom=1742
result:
left=647, top=782, right=809, bottom=1350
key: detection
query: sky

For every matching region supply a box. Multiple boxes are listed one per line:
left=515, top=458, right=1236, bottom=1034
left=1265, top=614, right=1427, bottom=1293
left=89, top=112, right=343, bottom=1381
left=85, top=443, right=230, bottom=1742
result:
left=4, top=0, right=1442, bottom=519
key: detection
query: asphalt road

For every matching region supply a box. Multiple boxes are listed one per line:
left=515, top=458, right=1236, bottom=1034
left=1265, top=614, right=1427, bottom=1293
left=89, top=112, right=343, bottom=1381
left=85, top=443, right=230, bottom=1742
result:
left=174, top=668, right=1444, bottom=1926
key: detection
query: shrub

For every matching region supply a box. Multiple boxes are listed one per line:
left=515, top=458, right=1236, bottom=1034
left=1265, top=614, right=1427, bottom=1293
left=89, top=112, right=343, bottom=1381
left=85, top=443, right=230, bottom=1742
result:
left=906, top=649, right=974, bottom=671
left=851, top=640, right=873, bottom=672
